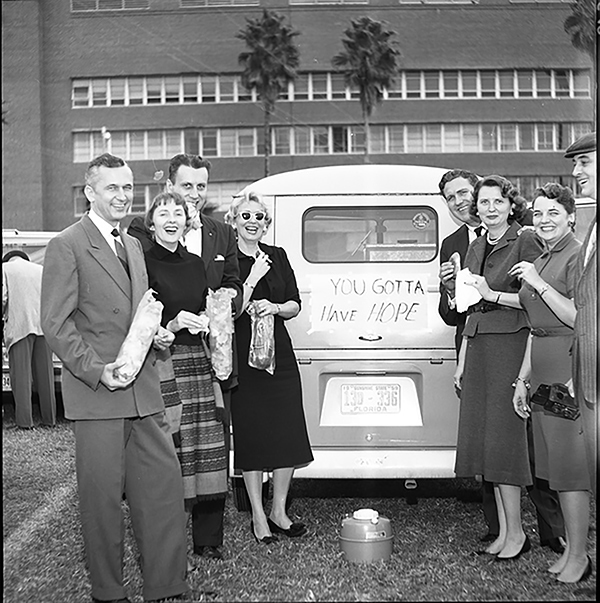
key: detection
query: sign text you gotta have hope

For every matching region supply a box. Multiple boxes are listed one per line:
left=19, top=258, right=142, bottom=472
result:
left=308, top=274, right=429, bottom=332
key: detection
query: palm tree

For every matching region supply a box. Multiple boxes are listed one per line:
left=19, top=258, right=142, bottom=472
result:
left=237, top=9, right=300, bottom=177
left=332, top=17, right=400, bottom=161
left=563, top=0, right=596, bottom=64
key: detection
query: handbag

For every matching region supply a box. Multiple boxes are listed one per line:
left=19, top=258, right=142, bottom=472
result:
left=530, top=383, right=579, bottom=421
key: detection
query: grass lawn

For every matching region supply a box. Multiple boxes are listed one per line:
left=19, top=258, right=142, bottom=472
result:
left=2, top=403, right=596, bottom=602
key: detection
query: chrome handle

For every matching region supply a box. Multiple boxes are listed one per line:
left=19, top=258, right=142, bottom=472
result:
left=358, top=334, right=383, bottom=341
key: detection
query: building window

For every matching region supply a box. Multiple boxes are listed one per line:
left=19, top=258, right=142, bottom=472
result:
left=516, top=70, right=534, bottom=98
left=535, top=70, right=552, bottom=98
left=405, top=72, right=421, bottom=99
left=201, top=129, right=218, bottom=156
left=72, top=69, right=592, bottom=108
left=572, top=70, right=591, bottom=98
left=164, top=77, right=181, bottom=104
left=313, top=126, right=330, bottom=154
left=293, top=74, right=310, bottom=101
left=72, top=80, right=91, bottom=107
left=273, top=128, right=291, bottom=155
left=180, top=0, right=259, bottom=6
left=109, top=79, right=126, bottom=106
left=480, top=71, right=496, bottom=98
left=424, top=71, right=440, bottom=99
left=331, top=73, right=347, bottom=100
left=91, top=79, right=108, bottom=106
left=442, top=72, right=459, bottom=98
left=73, top=122, right=593, bottom=163
left=294, top=127, right=311, bottom=154
left=289, top=0, right=368, bottom=4
left=128, top=78, right=144, bottom=105
left=498, top=71, right=515, bottom=98
left=146, top=77, right=163, bottom=104
left=461, top=71, right=477, bottom=98
left=72, top=0, right=150, bottom=11
left=200, top=76, right=217, bottom=103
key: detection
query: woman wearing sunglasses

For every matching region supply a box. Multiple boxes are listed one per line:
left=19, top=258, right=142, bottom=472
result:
left=225, top=192, right=313, bottom=544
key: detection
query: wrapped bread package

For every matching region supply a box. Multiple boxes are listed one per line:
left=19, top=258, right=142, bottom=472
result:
left=114, top=289, right=164, bottom=382
left=206, top=287, right=237, bottom=380
left=247, top=302, right=276, bottom=375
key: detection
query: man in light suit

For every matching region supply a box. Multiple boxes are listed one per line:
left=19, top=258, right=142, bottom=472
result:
left=128, top=154, right=242, bottom=561
left=565, top=132, right=597, bottom=498
left=3, top=250, right=56, bottom=428
left=438, top=169, right=565, bottom=552
left=41, top=154, right=189, bottom=603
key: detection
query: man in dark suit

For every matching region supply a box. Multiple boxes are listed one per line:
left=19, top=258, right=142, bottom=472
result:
left=128, top=154, right=242, bottom=561
left=565, top=132, right=597, bottom=499
left=41, top=154, right=189, bottom=603
left=438, top=169, right=565, bottom=551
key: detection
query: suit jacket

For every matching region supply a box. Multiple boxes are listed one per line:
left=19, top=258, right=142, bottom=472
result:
left=573, top=215, right=597, bottom=404
left=41, top=214, right=164, bottom=420
left=2, top=258, right=45, bottom=351
left=463, top=223, right=543, bottom=337
left=438, top=224, right=471, bottom=352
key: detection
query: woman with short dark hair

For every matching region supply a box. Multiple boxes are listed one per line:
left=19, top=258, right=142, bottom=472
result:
left=454, top=175, right=543, bottom=560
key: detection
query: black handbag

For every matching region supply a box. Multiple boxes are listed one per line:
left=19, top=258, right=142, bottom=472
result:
left=530, top=383, right=579, bottom=421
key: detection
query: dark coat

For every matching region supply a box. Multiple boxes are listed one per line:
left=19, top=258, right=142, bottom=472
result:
left=438, top=224, right=471, bottom=352
left=463, top=223, right=543, bottom=337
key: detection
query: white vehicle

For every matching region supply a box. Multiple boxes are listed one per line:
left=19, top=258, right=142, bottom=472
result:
left=232, top=164, right=463, bottom=503
left=231, top=166, right=598, bottom=505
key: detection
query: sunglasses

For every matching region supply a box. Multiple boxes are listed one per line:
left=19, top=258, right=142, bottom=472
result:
left=239, top=211, right=266, bottom=221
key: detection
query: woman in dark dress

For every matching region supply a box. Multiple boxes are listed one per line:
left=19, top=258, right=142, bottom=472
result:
left=454, top=176, right=543, bottom=560
left=143, top=191, right=228, bottom=560
left=225, top=191, right=313, bottom=544
left=471, top=183, right=591, bottom=583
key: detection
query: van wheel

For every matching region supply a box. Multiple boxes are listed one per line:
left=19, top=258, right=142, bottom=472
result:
left=231, top=476, right=269, bottom=512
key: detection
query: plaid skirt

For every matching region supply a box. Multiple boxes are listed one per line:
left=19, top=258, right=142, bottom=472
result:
left=166, top=344, right=228, bottom=507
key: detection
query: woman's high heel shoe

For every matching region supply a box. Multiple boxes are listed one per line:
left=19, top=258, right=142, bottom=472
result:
left=494, top=535, right=531, bottom=561
left=267, top=517, right=307, bottom=538
left=250, top=521, right=278, bottom=544
left=557, top=556, right=593, bottom=584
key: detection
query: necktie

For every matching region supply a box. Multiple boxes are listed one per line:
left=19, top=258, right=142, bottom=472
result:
left=111, top=228, right=130, bottom=276
left=475, top=226, right=483, bottom=237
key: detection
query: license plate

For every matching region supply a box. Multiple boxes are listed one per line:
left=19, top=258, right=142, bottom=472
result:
left=2, top=372, right=11, bottom=392
left=341, top=384, right=400, bottom=414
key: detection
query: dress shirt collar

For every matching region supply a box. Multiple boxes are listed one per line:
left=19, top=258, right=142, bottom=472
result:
left=88, top=209, right=122, bottom=250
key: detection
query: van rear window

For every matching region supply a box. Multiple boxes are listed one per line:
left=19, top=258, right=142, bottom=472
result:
left=302, top=206, right=438, bottom=263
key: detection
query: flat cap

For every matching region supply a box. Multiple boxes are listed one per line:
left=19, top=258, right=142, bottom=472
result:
left=564, top=132, right=596, bottom=158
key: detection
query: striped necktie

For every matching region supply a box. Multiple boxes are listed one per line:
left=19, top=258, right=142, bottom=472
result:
left=111, top=229, right=130, bottom=277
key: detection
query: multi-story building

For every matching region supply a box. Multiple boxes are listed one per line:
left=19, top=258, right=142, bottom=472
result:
left=2, top=0, right=595, bottom=231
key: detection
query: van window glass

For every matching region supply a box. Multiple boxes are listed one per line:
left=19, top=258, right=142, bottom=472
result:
left=303, top=206, right=438, bottom=263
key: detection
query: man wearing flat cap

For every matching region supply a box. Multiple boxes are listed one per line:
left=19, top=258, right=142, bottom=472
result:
left=565, top=132, right=597, bottom=498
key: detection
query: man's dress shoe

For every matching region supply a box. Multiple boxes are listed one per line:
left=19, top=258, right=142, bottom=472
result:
left=541, top=537, right=565, bottom=554
left=194, top=545, right=223, bottom=560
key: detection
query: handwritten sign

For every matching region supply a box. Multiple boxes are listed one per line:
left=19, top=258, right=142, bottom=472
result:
left=308, top=274, right=429, bottom=333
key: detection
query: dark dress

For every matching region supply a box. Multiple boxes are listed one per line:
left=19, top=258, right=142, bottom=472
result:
left=145, top=241, right=228, bottom=505
left=454, top=224, right=543, bottom=486
left=519, top=231, right=590, bottom=491
left=231, top=243, right=313, bottom=471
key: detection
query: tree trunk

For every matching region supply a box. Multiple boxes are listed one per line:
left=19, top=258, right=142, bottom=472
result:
left=263, top=103, right=272, bottom=177
left=363, top=108, right=370, bottom=164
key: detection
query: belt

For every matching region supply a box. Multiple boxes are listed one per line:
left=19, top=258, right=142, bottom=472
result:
left=468, top=300, right=513, bottom=314
left=530, top=326, right=573, bottom=337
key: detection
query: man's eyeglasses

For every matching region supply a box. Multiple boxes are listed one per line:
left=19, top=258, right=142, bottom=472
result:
left=239, top=211, right=266, bottom=221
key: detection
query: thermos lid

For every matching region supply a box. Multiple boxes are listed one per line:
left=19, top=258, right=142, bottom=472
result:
left=353, top=508, right=379, bottom=523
